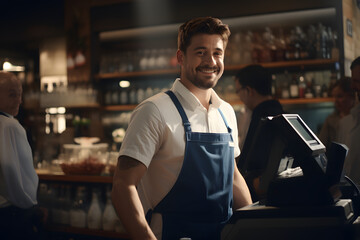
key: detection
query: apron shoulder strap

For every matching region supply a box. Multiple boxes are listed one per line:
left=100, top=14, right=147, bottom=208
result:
left=165, top=90, right=192, bottom=133
left=217, top=108, right=232, bottom=134
left=0, top=112, right=9, bottom=117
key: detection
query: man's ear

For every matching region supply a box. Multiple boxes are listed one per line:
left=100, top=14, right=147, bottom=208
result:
left=177, top=49, right=184, bottom=65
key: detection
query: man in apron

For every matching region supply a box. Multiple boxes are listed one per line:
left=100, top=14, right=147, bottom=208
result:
left=112, top=17, right=252, bottom=240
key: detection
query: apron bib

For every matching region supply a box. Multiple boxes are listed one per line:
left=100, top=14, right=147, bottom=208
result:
left=147, top=90, right=234, bottom=240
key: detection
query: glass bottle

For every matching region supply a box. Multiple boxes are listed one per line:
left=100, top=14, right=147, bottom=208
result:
left=274, top=28, right=286, bottom=61
left=307, top=25, right=317, bottom=59
left=59, top=185, right=71, bottom=225
left=289, top=74, right=299, bottom=98
left=298, top=74, right=306, bottom=98
left=102, top=187, right=118, bottom=231
left=129, top=86, right=137, bottom=105
left=87, top=189, right=102, bottom=230
left=70, top=186, right=87, bottom=228
left=330, top=29, right=339, bottom=60
left=243, top=31, right=253, bottom=64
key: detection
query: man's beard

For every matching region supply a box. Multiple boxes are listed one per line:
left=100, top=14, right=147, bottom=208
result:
left=185, top=67, right=221, bottom=90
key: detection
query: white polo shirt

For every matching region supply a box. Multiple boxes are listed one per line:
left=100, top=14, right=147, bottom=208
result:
left=119, top=78, right=240, bottom=238
left=0, top=113, right=38, bottom=209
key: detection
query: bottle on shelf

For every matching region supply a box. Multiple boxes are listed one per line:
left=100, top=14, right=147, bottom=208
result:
left=251, top=32, right=262, bottom=63
left=274, top=28, right=286, bottom=61
left=289, top=74, right=299, bottom=98
left=59, top=185, right=71, bottom=225
left=129, top=86, right=137, bottom=105
left=306, top=25, right=317, bottom=59
left=260, top=27, right=274, bottom=63
left=317, top=23, right=330, bottom=59
left=102, top=187, right=119, bottom=231
left=70, top=186, right=88, bottom=228
left=87, top=188, right=102, bottom=230
left=330, top=30, right=339, bottom=60
left=120, top=88, right=128, bottom=105
left=242, top=31, right=253, bottom=64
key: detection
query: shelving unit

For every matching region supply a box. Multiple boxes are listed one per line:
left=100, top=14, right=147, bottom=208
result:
left=95, top=58, right=338, bottom=112
left=102, top=98, right=334, bottom=112
left=95, top=59, right=338, bottom=80
left=37, top=172, right=130, bottom=239
left=45, top=225, right=129, bottom=239
left=37, top=172, right=113, bottom=184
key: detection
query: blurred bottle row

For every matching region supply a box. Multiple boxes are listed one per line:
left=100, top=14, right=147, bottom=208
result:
left=38, top=183, right=126, bottom=233
left=24, top=82, right=98, bottom=108
left=99, top=47, right=179, bottom=74
left=98, top=23, right=338, bottom=75
left=226, top=22, right=338, bottom=65
left=215, top=68, right=338, bottom=103
left=101, top=68, right=337, bottom=106
left=103, top=84, right=170, bottom=106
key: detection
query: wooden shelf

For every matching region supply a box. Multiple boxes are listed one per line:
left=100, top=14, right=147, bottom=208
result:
left=279, top=97, right=334, bottom=105
left=40, top=103, right=101, bottom=109
left=95, top=68, right=180, bottom=79
left=37, top=171, right=113, bottom=184
left=46, top=225, right=129, bottom=239
left=102, top=98, right=334, bottom=111
left=225, top=58, right=338, bottom=71
left=95, top=58, right=338, bottom=80
left=229, top=97, right=334, bottom=106
left=103, top=104, right=138, bottom=111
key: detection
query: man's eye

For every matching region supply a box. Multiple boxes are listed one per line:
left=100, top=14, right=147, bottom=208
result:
left=197, top=51, right=205, bottom=56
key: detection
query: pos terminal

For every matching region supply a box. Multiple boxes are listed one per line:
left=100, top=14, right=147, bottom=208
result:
left=222, top=114, right=356, bottom=240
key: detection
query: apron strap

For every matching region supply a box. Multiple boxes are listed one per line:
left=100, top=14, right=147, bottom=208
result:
left=0, top=112, right=9, bottom=118
left=218, top=108, right=232, bottom=134
left=165, top=90, right=192, bottom=133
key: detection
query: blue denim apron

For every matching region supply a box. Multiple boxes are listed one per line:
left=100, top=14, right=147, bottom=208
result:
left=147, top=90, right=234, bottom=240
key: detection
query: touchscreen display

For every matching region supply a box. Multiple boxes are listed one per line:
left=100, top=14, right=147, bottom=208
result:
left=288, top=118, right=315, bottom=141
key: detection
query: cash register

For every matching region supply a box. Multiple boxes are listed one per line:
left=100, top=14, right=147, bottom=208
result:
left=222, top=114, right=357, bottom=240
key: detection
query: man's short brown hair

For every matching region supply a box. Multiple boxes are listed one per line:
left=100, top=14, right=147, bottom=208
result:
left=177, top=17, right=231, bottom=53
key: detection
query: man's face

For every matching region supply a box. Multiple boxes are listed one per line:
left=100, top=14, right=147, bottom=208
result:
left=351, top=65, right=360, bottom=94
left=178, top=34, right=225, bottom=90
left=0, top=75, right=22, bottom=116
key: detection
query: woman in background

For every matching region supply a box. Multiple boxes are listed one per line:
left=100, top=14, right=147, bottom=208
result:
left=318, top=77, right=355, bottom=150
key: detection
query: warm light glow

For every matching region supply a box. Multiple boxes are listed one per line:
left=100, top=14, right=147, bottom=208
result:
left=119, top=80, right=130, bottom=88
left=57, top=107, right=66, bottom=114
left=3, top=61, right=25, bottom=72
left=48, top=108, right=57, bottom=114
left=57, top=115, right=66, bottom=134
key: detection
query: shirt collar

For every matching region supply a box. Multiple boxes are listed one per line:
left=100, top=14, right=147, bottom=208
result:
left=0, top=111, right=13, bottom=118
left=171, top=78, right=222, bottom=111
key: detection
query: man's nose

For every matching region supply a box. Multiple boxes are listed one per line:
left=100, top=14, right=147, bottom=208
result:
left=204, top=54, right=216, bottom=65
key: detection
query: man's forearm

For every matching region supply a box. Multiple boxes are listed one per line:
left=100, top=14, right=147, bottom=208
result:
left=112, top=179, right=156, bottom=240
left=233, top=160, right=253, bottom=209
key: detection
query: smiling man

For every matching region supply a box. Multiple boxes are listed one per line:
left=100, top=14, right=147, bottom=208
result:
left=111, top=17, right=252, bottom=240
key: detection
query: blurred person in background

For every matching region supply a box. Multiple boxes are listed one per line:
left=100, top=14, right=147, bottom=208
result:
left=318, top=77, right=355, bottom=150
left=0, top=71, right=45, bottom=240
left=235, top=64, right=285, bottom=202
left=338, top=57, right=360, bottom=185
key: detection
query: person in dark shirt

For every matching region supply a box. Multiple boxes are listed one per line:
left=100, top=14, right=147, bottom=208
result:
left=235, top=64, right=285, bottom=202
